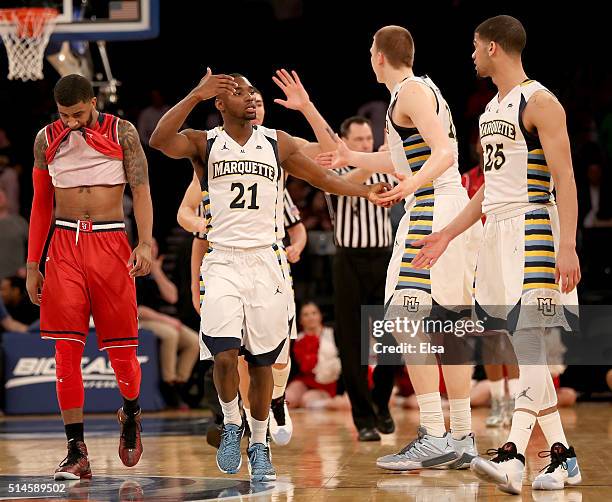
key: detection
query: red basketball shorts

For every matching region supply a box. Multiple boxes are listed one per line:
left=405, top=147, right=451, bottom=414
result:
left=40, top=219, right=138, bottom=350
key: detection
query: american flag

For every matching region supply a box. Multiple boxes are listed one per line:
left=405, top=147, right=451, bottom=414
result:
left=109, top=1, right=140, bottom=21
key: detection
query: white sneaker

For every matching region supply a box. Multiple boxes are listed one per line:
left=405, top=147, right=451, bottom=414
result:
left=376, top=426, right=458, bottom=471
left=470, top=442, right=525, bottom=495
left=446, top=433, right=477, bottom=469
left=532, top=442, right=582, bottom=490
left=269, top=395, right=293, bottom=446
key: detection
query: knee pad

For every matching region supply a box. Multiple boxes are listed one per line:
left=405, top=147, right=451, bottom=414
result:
left=541, top=369, right=558, bottom=410
left=55, top=340, right=85, bottom=410
left=107, top=346, right=141, bottom=400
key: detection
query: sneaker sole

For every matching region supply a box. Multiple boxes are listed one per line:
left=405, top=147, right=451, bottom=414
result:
left=446, top=452, right=476, bottom=470
left=532, top=471, right=582, bottom=491
left=470, top=458, right=521, bottom=495
left=377, top=452, right=458, bottom=471
left=54, top=471, right=92, bottom=480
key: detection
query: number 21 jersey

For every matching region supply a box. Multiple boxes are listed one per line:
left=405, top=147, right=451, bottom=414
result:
left=201, top=125, right=284, bottom=248
left=479, top=79, right=555, bottom=215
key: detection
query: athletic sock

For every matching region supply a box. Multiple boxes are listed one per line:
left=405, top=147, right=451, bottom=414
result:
left=449, top=398, right=472, bottom=439
left=416, top=392, right=446, bottom=437
left=219, top=395, right=242, bottom=426
left=507, top=410, right=537, bottom=455
left=123, top=397, right=141, bottom=417
left=537, top=411, right=568, bottom=448
left=249, top=416, right=269, bottom=447
left=65, top=422, right=84, bottom=443
left=507, top=378, right=520, bottom=399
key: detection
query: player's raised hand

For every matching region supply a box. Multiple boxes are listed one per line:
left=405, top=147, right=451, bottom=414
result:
left=374, top=171, right=416, bottom=205
left=273, top=69, right=311, bottom=111
left=410, top=232, right=451, bottom=269
left=191, top=67, right=237, bottom=101
left=315, top=135, right=351, bottom=169
left=128, top=242, right=152, bottom=278
left=555, top=246, right=581, bottom=294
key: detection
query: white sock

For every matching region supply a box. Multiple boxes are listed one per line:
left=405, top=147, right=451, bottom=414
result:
left=272, top=361, right=291, bottom=400
left=219, top=395, right=241, bottom=426
left=507, top=378, right=521, bottom=399
left=416, top=392, right=446, bottom=437
left=249, top=416, right=269, bottom=447
left=537, top=411, right=568, bottom=448
left=507, top=410, right=537, bottom=455
left=489, top=379, right=505, bottom=400
left=244, top=407, right=253, bottom=431
left=449, top=398, right=471, bottom=439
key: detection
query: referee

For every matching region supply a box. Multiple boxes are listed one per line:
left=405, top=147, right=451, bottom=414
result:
left=325, top=117, right=398, bottom=441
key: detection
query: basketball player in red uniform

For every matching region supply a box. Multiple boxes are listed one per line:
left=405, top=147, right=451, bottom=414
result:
left=26, top=74, right=153, bottom=479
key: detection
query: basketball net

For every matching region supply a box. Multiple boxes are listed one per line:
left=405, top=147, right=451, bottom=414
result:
left=0, top=8, right=58, bottom=82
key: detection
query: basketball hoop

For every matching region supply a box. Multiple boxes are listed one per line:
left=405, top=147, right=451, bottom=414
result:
left=0, top=7, right=58, bottom=81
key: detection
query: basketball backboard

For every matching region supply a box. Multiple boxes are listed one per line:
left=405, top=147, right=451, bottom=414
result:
left=0, top=0, right=159, bottom=41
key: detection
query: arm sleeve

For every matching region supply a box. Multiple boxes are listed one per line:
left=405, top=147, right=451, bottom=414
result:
left=27, top=168, right=54, bottom=263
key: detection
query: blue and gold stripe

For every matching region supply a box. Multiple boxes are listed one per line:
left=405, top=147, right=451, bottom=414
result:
left=523, top=208, right=558, bottom=291
left=395, top=133, right=435, bottom=294
left=527, top=149, right=552, bottom=204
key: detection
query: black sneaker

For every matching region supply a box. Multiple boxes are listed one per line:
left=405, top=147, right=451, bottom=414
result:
left=269, top=395, right=292, bottom=445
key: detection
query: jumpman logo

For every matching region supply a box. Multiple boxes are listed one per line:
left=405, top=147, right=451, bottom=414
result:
left=222, top=143, right=229, bottom=150
left=527, top=423, right=533, bottom=430
left=517, top=387, right=533, bottom=401
left=274, top=285, right=282, bottom=295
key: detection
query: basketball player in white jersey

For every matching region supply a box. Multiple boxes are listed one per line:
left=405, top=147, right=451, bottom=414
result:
left=317, top=25, right=482, bottom=471
left=412, top=16, right=581, bottom=494
left=177, top=86, right=309, bottom=449
left=150, top=69, right=388, bottom=481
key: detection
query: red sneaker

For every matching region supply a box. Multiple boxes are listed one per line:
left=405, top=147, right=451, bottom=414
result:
left=118, top=408, right=143, bottom=467
left=54, top=440, right=92, bottom=480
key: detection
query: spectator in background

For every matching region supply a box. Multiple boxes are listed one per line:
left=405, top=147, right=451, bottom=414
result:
left=1, top=276, right=38, bottom=325
left=136, top=239, right=199, bottom=409
left=286, top=302, right=348, bottom=410
left=0, top=187, right=28, bottom=280
left=301, top=191, right=333, bottom=231
left=0, top=294, right=27, bottom=333
left=0, top=155, right=20, bottom=215
left=137, top=90, right=170, bottom=145
left=461, top=129, right=485, bottom=200
left=580, top=163, right=612, bottom=227
left=0, top=127, right=15, bottom=163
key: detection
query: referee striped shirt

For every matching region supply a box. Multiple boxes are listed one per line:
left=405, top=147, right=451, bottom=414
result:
left=194, top=188, right=301, bottom=240
left=324, top=168, right=395, bottom=248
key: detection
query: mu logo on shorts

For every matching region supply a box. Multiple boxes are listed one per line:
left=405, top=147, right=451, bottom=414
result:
left=403, top=296, right=419, bottom=313
left=537, top=297, right=556, bottom=317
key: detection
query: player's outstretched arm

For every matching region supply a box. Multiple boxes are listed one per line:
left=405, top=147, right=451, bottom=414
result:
left=315, top=136, right=395, bottom=173
left=119, top=119, right=153, bottom=277
left=26, top=129, right=54, bottom=306
left=411, top=185, right=485, bottom=269
left=524, top=91, right=580, bottom=293
left=375, top=82, right=455, bottom=204
left=149, top=68, right=236, bottom=159
left=277, top=130, right=389, bottom=200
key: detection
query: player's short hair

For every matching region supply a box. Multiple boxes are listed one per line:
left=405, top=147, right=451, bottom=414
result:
left=53, top=74, right=95, bottom=106
left=374, top=25, right=414, bottom=69
left=3, top=275, right=26, bottom=293
left=339, top=116, right=373, bottom=138
left=475, top=15, right=526, bottom=55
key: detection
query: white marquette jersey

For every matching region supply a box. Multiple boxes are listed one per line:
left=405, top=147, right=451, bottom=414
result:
left=479, top=79, right=555, bottom=215
left=386, top=75, right=463, bottom=209
left=199, top=125, right=284, bottom=248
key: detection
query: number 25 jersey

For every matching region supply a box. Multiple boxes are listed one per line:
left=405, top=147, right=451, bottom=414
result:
left=479, top=79, right=555, bottom=215
left=200, top=125, right=284, bottom=248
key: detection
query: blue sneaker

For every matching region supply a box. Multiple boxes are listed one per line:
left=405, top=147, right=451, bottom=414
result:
left=532, top=442, right=582, bottom=490
left=247, top=443, right=276, bottom=482
left=216, top=423, right=244, bottom=474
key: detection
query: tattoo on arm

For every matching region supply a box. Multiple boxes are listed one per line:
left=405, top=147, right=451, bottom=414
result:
left=33, top=129, right=48, bottom=170
left=118, top=119, right=149, bottom=187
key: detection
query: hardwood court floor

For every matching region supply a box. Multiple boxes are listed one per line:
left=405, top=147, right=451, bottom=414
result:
left=0, top=403, right=610, bottom=501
